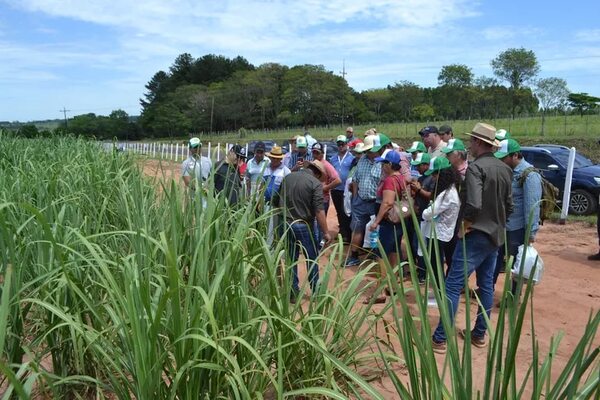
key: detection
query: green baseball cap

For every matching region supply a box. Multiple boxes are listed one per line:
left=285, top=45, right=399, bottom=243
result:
left=495, top=129, right=511, bottom=141
left=189, top=137, right=202, bottom=148
left=494, top=138, right=521, bottom=159
left=425, top=156, right=452, bottom=176
left=442, top=138, right=466, bottom=154
left=371, top=133, right=391, bottom=152
left=407, top=141, right=427, bottom=153
left=410, top=152, right=431, bottom=166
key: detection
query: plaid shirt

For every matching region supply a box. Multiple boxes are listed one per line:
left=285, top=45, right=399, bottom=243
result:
left=354, top=156, right=382, bottom=200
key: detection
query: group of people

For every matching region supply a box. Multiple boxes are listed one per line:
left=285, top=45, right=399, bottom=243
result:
left=181, top=122, right=545, bottom=352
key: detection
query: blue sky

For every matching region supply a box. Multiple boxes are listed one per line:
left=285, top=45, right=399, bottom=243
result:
left=2, top=0, right=600, bottom=122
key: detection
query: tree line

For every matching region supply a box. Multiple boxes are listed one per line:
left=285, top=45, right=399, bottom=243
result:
left=7, top=48, right=600, bottom=139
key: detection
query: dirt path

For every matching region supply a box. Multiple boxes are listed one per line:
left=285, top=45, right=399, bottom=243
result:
left=141, top=159, right=600, bottom=398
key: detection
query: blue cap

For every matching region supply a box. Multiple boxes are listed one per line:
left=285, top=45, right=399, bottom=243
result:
left=375, top=149, right=401, bottom=165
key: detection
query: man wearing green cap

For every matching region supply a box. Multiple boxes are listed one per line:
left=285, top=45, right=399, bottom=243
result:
left=407, top=141, right=427, bottom=179
left=182, top=137, right=213, bottom=192
left=372, top=133, right=412, bottom=181
left=442, top=138, right=469, bottom=179
left=409, top=153, right=435, bottom=281
left=493, top=138, right=542, bottom=289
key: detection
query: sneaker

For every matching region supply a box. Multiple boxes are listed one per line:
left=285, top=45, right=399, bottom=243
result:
left=587, top=252, right=600, bottom=261
left=344, top=257, right=361, bottom=267
left=458, top=329, right=487, bottom=348
left=431, top=339, right=447, bottom=354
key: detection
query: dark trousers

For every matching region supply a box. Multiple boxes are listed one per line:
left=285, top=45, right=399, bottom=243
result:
left=493, top=228, right=525, bottom=293
left=418, top=237, right=450, bottom=286
left=331, top=190, right=351, bottom=242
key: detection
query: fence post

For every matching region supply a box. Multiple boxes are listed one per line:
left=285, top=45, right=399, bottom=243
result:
left=217, top=143, right=221, bottom=161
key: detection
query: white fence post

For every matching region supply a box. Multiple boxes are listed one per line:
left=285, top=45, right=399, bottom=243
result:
left=559, top=147, right=577, bottom=224
left=217, top=143, right=221, bottom=161
left=207, top=142, right=211, bottom=162
left=176, top=143, right=180, bottom=161
left=152, top=143, right=156, bottom=158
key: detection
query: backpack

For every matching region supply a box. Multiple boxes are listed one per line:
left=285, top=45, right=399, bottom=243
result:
left=518, top=167, right=559, bottom=224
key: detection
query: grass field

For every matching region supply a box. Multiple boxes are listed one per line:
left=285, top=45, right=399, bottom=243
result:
left=1, top=133, right=598, bottom=399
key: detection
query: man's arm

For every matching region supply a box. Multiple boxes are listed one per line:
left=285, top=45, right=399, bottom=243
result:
left=523, top=172, right=542, bottom=241
left=462, top=165, right=483, bottom=222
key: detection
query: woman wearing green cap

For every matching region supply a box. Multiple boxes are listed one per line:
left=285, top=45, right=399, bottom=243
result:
left=420, top=157, right=461, bottom=286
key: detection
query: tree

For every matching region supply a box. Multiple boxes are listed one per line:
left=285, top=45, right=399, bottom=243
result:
left=491, top=48, right=540, bottom=90
left=568, top=93, right=600, bottom=116
left=491, top=48, right=540, bottom=118
left=411, top=104, right=435, bottom=121
left=534, top=77, right=570, bottom=135
left=18, top=124, right=39, bottom=138
left=438, top=64, right=473, bottom=87
left=362, top=89, right=392, bottom=121
left=141, top=70, right=170, bottom=108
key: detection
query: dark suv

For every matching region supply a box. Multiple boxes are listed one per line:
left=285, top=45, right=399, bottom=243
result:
left=520, top=144, right=600, bottom=215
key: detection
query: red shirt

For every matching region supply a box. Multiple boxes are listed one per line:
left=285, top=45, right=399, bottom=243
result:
left=377, top=174, right=406, bottom=198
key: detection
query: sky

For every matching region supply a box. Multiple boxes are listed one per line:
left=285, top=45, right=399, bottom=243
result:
left=1, top=0, right=600, bottom=122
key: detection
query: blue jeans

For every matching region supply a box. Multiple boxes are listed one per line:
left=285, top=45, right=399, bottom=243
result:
left=433, top=230, right=499, bottom=342
left=287, top=221, right=319, bottom=294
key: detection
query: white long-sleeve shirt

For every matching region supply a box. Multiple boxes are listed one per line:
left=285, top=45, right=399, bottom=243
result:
left=420, top=186, right=460, bottom=242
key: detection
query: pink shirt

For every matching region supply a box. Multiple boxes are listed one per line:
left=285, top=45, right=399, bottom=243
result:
left=322, top=159, right=340, bottom=200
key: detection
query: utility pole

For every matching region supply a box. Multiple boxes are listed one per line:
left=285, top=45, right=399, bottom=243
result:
left=340, top=59, right=347, bottom=127
left=210, top=96, right=215, bottom=134
left=60, top=107, right=71, bottom=128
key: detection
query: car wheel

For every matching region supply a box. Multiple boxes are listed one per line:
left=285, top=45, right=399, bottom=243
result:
left=569, top=189, right=596, bottom=216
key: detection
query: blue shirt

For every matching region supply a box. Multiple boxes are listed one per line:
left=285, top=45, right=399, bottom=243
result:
left=286, top=151, right=313, bottom=170
left=330, top=150, right=355, bottom=191
left=506, top=159, right=543, bottom=238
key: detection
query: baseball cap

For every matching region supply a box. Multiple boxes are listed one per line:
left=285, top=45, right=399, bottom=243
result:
left=254, top=141, right=266, bottom=152
left=419, top=126, right=439, bottom=136
left=361, top=134, right=379, bottom=152
left=407, top=141, right=427, bottom=153
left=231, top=144, right=246, bottom=158
left=425, top=156, right=452, bottom=176
left=442, top=138, right=466, bottom=154
left=312, top=142, right=325, bottom=153
left=494, top=139, right=521, bottom=159
left=375, top=149, right=401, bottom=165
left=336, top=135, right=347, bottom=143
left=296, top=136, right=308, bottom=148
left=371, top=133, right=391, bottom=152
left=495, top=129, right=512, bottom=141
left=410, top=152, right=431, bottom=166
left=348, top=139, right=363, bottom=149
left=439, top=125, right=453, bottom=134
left=189, top=137, right=202, bottom=148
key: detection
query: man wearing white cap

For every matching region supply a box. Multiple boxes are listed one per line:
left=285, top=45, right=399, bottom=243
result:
left=182, top=137, right=213, bottom=192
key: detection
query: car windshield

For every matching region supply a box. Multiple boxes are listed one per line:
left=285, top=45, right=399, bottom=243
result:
left=550, top=149, right=594, bottom=169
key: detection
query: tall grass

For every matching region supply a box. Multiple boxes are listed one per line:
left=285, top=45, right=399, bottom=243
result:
left=0, top=132, right=598, bottom=399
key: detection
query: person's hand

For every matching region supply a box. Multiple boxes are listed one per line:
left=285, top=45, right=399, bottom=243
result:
left=458, top=221, right=473, bottom=239
left=322, top=232, right=333, bottom=245
left=369, top=221, right=379, bottom=231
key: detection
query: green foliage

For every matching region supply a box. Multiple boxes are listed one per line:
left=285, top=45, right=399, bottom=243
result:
left=0, top=135, right=598, bottom=399
left=568, top=92, right=600, bottom=116
left=438, top=64, right=474, bottom=87
left=491, top=47, right=540, bottom=90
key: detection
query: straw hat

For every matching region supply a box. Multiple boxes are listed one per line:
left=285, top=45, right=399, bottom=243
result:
left=465, top=122, right=500, bottom=146
left=266, top=145, right=285, bottom=159
left=308, top=160, right=326, bottom=176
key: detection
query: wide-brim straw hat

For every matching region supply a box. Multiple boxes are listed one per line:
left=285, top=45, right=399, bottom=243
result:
left=266, top=145, right=285, bottom=159
left=465, top=122, right=500, bottom=146
left=308, top=160, right=326, bottom=176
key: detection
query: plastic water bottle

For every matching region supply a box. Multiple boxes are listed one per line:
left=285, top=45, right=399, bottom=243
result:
left=369, top=230, right=379, bottom=249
